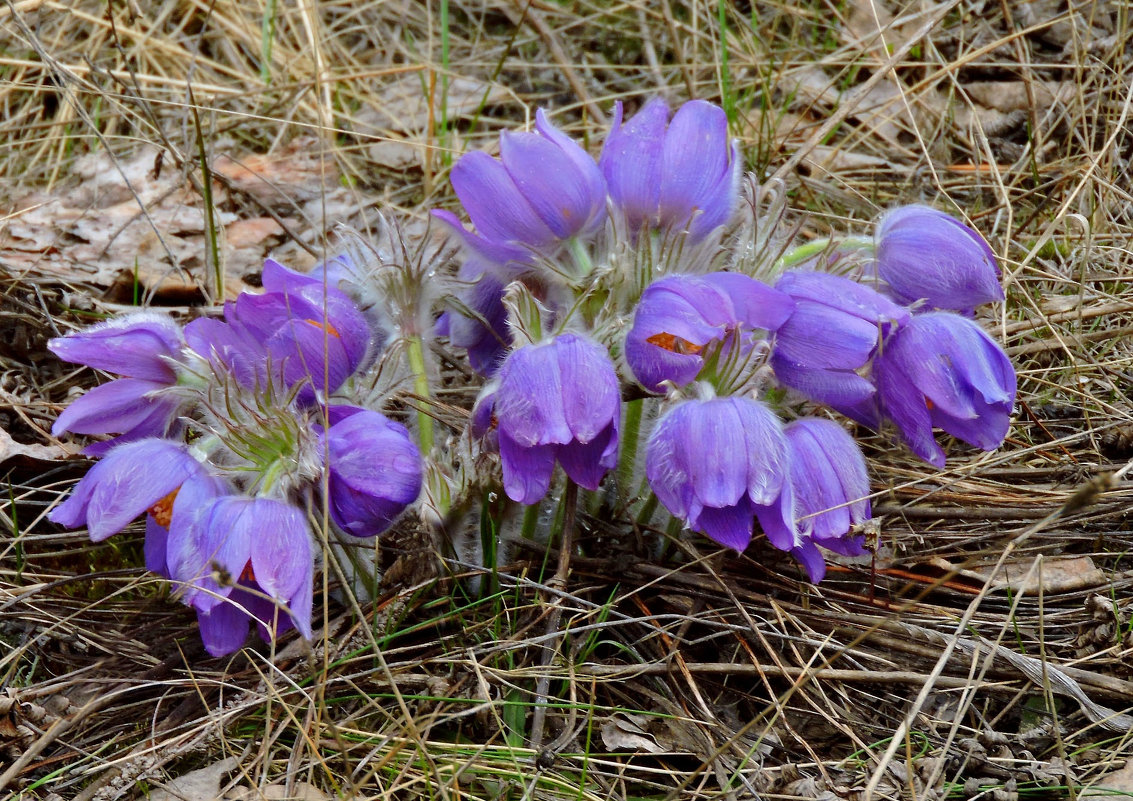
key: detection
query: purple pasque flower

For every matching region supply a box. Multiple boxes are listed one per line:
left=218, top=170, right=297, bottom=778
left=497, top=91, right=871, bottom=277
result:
left=875, top=205, right=1004, bottom=313
left=319, top=406, right=423, bottom=537
left=49, top=313, right=186, bottom=455
left=874, top=312, right=1015, bottom=468
left=599, top=98, right=740, bottom=242
left=174, top=494, right=313, bottom=657
left=48, top=438, right=204, bottom=543
left=476, top=332, right=620, bottom=504
left=784, top=418, right=870, bottom=582
left=770, top=271, right=909, bottom=426
left=625, top=272, right=794, bottom=393
left=433, top=109, right=606, bottom=270
left=436, top=257, right=510, bottom=375
left=185, top=259, right=374, bottom=403
left=645, top=394, right=797, bottom=552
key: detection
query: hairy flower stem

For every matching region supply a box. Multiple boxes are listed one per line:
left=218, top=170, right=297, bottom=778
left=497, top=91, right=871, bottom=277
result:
left=616, top=398, right=644, bottom=503
left=528, top=478, right=577, bottom=753
left=405, top=334, right=435, bottom=454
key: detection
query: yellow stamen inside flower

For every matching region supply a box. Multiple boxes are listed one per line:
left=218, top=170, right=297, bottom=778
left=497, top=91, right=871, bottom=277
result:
left=647, top=332, right=703, bottom=355
left=305, top=318, right=341, bottom=338
left=148, top=489, right=179, bottom=528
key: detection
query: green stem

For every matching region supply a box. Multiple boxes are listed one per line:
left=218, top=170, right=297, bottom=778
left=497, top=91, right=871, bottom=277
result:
left=616, top=398, right=644, bottom=502
left=405, top=334, right=435, bottom=454
left=567, top=236, right=593, bottom=278
left=520, top=502, right=540, bottom=541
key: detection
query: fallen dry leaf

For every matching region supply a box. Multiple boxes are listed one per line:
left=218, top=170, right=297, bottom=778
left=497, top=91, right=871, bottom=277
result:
left=600, top=712, right=670, bottom=754
left=926, top=555, right=1107, bottom=596
left=149, top=756, right=239, bottom=801
left=1082, top=759, right=1133, bottom=797
left=0, top=426, right=69, bottom=465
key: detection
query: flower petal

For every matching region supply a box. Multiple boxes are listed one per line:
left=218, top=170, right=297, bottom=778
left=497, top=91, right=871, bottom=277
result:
left=599, top=98, right=667, bottom=228
left=694, top=500, right=755, bottom=551
left=196, top=601, right=250, bottom=657
left=247, top=499, right=312, bottom=605
left=451, top=150, right=557, bottom=246
left=658, top=100, right=734, bottom=233
left=48, top=312, right=182, bottom=382
left=49, top=439, right=201, bottom=542
left=51, top=378, right=173, bottom=437
left=499, top=429, right=556, bottom=505
left=500, top=129, right=603, bottom=239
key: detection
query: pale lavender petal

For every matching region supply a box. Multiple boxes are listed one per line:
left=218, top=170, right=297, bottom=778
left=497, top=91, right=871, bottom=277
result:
left=500, top=130, right=599, bottom=240
left=499, top=430, right=556, bottom=505
left=430, top=210, right=533, bottom=275
left=875, top=356, right=946, bottom=468
left=451, top=150, right=557, bottom=246
left=877, top=205, right=1003, bottom=311
left=658, top=100, right=733, bottom=231
left=493, top=341, right=572, bottom=447
left=144, top=515, right=169, bottom=577
left=246, top=499, right=311, bottom=605
left=49, top=439, right=201, bottom=542
left=769, top=353, right=880, bottom=427
left=755, top=487, right=799, bottom=551
left=599, top=99, right=667, bottom=227
left=48, top=312, right=182, bottom=382
left=534, top=108, right=607, bottom=232
left=325, top=410, right=423, bottom=537
left=52, top=378, right=172, bottom=437
left=556, top=426, right=617, bottom=490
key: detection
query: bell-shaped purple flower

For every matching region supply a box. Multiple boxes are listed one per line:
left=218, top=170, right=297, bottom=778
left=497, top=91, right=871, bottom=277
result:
left=48, top=438, right=203, bottom=543
left=626, top=272, right=794, bottom=392
left=176, top=495, right=313, bottom=657
left=436, top=109, right=606, bottom=262
left=875, top=205, right=1004, bottom=313
left=874, top=312, right=1015, bottom=468
left=600, top=98, right=740, bottom=242
left=185, top=260, right=374, bottom=403
left=645, top=395, right=797, bottom=552
left=320, top=406, right=423, bottom=537
left=436, top=258, right=510, bottom=375
left=784, top=418, right=870, bottom=582
left=478, top=333, right=620, bottom=504
left=770, top=271, right=909, bottom=425
left=49, top=313, right=186, bottom=454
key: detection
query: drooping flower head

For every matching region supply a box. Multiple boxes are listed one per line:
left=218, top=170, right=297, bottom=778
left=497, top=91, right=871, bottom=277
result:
left=873, top=312, right=1016, bottom=468
left=645, top=394, right=797, bottom=552
left=625, top=272, right=794, bottom=393
left=784, top=418, right=870, bottom=582
left=600, top=98, right=740, bottom=242
left=185, top=259, right=374, bottom=404
left=319, top=406, right=423, bottom=537
left=49, top=313, right=187, bottom=455
left=174, top=495, right=314, bottom=657
left=875, top=205, right=1004, bottom=313
left=475, top=332, right=620, bottom=504
left=770, top=270, right=909, bottom=426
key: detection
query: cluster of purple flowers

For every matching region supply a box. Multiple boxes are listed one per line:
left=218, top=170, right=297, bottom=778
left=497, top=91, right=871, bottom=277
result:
left=48, top=260, right=423, bottom=656
left=437, top=98, right=1015, bottom=581
left=49, top=95, right=1017, bottom=659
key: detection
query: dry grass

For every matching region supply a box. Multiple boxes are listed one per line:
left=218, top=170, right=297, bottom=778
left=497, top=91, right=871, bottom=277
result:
left=0, top=0, right=1131, bottom=799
